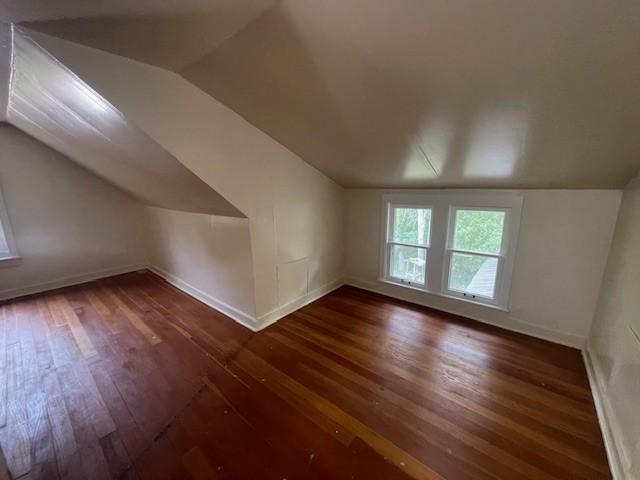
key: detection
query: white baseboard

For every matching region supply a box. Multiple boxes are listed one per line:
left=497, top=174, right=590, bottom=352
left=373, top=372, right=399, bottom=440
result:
left=256, top=279, right=345, bottom=331
left=0, top=264, right=145, bottom=302
left=345, top=277, right=585, bottom=348
left=147, top=264, right=260, bottom=331
left=582, top=347, right=629, bottom=480
left=148, top=264, right=344, bottom=332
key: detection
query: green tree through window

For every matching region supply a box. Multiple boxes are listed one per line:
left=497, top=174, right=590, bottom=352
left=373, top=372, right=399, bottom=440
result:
left=393, top=208, right=431, bottom=245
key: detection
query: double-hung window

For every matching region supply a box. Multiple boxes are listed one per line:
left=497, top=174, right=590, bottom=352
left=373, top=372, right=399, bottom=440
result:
left=0, top=187, right=18, bottom=263
left=381, top=192, right=522, bottom=310
left=444, top=208, right=507, bottom=304
left=385, top=205, right=432, bottom=287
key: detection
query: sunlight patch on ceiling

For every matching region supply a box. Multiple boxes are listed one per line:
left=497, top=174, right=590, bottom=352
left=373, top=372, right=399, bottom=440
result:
left=463, top=107, right=529, bottom=180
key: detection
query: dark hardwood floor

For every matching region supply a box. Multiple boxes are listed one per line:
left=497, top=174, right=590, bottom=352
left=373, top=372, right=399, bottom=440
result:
left=0, top=271, right=611, bottom=479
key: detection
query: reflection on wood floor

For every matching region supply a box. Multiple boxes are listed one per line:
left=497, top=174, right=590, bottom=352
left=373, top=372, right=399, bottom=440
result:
left=0, top=271, right=611, bottom=479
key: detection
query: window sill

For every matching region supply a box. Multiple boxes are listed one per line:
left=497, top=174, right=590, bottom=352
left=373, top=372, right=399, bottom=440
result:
left=378, top=278, right=510, bottom=313
left=0, top=255, right=22, bottom=268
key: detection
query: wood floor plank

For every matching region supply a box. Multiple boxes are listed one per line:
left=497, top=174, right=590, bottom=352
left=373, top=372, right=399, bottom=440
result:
left=102, top=287, right=161, bottom=346
left=0, top=271, right=612, bottom=479
left=56, top=297, right=98, bottom=359
left=279, top=316, right=608, bottom=473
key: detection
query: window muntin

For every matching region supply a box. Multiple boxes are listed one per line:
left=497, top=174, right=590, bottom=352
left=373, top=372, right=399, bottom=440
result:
left=385, top=205, right=432, bottom=287
left=381, top=193, right=521, bottom=309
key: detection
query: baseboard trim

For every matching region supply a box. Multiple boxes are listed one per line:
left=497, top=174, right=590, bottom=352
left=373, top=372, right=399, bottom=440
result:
left=256, top=279, right=345, bottom=331
left=148, top=265, right=344, bottom=332
left=0, top=264, right=145, bottom=302
left=147, top=265, right=260, bottom=332
left=582, top=347, right=628, bottom=480
left=345, top=277, right=585, bottom=348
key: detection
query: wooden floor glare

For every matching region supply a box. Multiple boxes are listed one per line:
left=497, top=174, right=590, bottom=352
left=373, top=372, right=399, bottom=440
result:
left=0, top=271, right=611, bottom=479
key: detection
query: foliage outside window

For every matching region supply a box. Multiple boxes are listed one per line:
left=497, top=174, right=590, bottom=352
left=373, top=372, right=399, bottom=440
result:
left=381, top=193, right=521, bottom=309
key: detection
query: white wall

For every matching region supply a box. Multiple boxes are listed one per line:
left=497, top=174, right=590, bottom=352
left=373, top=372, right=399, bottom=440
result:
left=30, top=31, right=346, bottom=326
left=145, top=207, right=257, bottom=321
left=586, top=175, right=640, bottom=480
left=346, top=189, right=621, bottom=347
left=0, top=124, right=149, bottom=298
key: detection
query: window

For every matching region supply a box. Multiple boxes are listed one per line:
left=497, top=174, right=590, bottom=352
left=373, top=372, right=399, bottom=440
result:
left=0, top=188, right=18, bottom=262
left=380, top=192, right=522, bottom=310
left=445, top=208, right=506, bottom=301
left=385, top=206, right=431, bottom=286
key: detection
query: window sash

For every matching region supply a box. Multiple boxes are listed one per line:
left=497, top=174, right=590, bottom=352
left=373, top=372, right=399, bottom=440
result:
left=0, top=188, right=17, bottom=260
left=384, top=204, right=433, bottom=288
left=443, top=249, right=504, bottom=301
left=386, top=243, right=429, bottom=287
left=387, top=204, right=432, bottom=247
left=448, top=206, right=509, bottom=256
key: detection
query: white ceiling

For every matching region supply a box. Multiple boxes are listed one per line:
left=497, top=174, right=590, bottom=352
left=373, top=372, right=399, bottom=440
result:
left=6, top=0, right=640, bottom=188
left=6, top=27, right=244, bottom=216
left=5, top=0, right=277, bottom=70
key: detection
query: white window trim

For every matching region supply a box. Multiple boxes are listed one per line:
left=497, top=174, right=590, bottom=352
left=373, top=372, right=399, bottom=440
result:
left=0, top=187, right=20, bottom=266
left=379, top=191, right=523, bottom=311
left=383, top=202, right=432, bottom=288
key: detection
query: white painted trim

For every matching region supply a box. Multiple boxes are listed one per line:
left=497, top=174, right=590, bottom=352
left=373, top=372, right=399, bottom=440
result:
left=379, top=191, right=523, bottom=311
left=148, top=264, right=344, bottom=332
left=582, top=346, right=627, bottom=480
left=147, top=264, right=260, bottom=332
left=346, top=277, right=585, bottom=348
left=0, top=263, right=145, bottom=301
left=256, top=278, right=345, bottom=331
left=1, top=260, right=345, bottom=332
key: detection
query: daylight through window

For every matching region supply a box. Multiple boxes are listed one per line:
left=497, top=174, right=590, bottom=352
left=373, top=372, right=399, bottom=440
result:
left=387, top=207, right=431, bottom=286
left=381, top=193, right=521, bottom=309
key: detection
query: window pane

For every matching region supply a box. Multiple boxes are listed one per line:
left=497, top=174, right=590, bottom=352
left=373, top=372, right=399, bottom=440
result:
left=453, top=209, right=505, bottom=254
left=449, top=252, right=498, bottom=298
left=392, top=207, right=431, bottom=245
left=0, top=224, right=9, bottom=256
left=390, top=245, right=427, bottom=285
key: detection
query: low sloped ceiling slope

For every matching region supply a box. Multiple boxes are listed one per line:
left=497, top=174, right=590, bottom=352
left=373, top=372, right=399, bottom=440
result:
left=22, top=0, right=640, bottom=190
left=9, top=0, right=277, bottom=71
left=0, top=22, right=9, bottom=115
left=4, top=26, right=244, bottom=217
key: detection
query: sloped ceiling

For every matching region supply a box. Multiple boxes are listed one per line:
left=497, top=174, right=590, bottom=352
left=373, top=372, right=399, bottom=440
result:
left=9, top=0, right=640, bottom=188
left=7, top=0, right=277, bottom=71
left=4, top=27, right=244, bottom=217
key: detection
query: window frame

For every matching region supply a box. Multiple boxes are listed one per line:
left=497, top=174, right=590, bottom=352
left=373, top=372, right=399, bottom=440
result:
left=0, top=186, right=19, bottom=264
left=383, top=202, right=433, bottom=288
left=442, top=206, right=511, bottom=307
left=379, top=191, right=523, bottom=310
